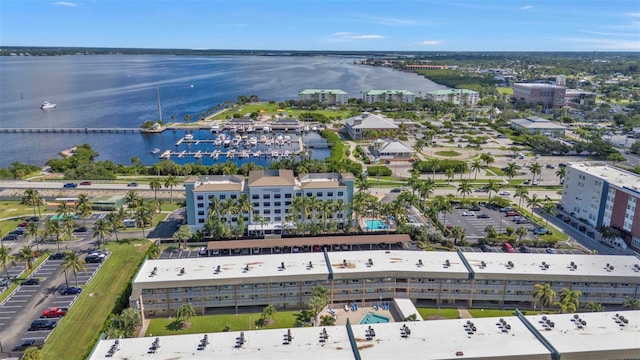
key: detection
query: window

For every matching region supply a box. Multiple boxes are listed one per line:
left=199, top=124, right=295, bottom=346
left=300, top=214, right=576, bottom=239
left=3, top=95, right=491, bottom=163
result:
left=338, top=192, right=344, bottom=196
left=275, top=202, right=281, bottom=207
left=231, top=194, right=237, bottom=199
left=275, top=216, right=281, bottom=221
left=264, top=210, right=271, bottom=214
left=274, top=194, right=281, bottom=199
left=263, top=202, right=270, bottom=207
left=285, top=194, right=292, bottom=199
left=220, top=195, right=226, bottom=200
left=328, top=192, right=333, bottom=197
left=263, top=194, right=270, bottom=199
left=252, top=194, right=259, bottom=200
left=197, top=203, right=204, bottom=208
left=275, top=209, right=281, bottom=214
left=198, top=211, right=204, bottom=216
left=252, top=202, right=259, bottom=207
left=285, top=201, right=291, bottom=206
left=306, top=192, right=312, bottom=197
left=197, top=195, right=204, bottom=200
left=316, top=192, right=322, bottom=197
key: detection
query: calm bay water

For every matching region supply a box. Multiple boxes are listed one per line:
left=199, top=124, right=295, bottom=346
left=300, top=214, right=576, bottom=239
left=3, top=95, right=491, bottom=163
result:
left=0, top=55, right=446, bottom=167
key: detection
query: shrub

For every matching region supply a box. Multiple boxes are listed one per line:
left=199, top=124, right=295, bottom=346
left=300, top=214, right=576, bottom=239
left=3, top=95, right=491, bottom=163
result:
left=367, top=166, right=392, bottom=176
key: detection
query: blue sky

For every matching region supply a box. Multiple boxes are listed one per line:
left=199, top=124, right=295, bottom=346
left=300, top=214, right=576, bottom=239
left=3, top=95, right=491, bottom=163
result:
left=1, top=0, right=639, bottom=51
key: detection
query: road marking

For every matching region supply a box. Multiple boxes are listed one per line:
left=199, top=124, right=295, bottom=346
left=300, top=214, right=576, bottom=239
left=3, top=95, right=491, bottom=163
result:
left=1, top=305, right=24, bottom=308
left=0, top=310, right=17, bottom=314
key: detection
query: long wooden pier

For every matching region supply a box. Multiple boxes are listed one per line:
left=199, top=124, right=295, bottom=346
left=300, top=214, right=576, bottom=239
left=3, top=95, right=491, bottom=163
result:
left=0, top=127, right=142, bottom=134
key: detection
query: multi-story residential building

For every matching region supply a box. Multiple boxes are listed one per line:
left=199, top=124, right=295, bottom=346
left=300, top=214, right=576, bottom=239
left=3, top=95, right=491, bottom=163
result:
left=425, top=89, right=479, bottom=106
left=130, top=249, right=640, bottom=318
left=89, top=310, right=640, bottom=360
left=298, top=89, right=348, bottom=106
left=184, top=170, right=354, bottom=234
left=513, top=83, right=567, bottom=108
left=363, top=90, right=415, bottom=104
left=510, top=116, right=566, bottom=137
left=343, top=112, right=399, bottom=140
left=560, top=162, right=640, bottom=252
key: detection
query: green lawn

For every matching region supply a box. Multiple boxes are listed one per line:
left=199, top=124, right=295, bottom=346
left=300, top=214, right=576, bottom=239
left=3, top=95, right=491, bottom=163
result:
left=497, top=87, right=513, bottom=95
left=434, top=150, right=462, bottom=157
left=418, top=307, right=460, bottom=320
left=207, top=103, right=351, bottom=121
left=146, top=310, right=302, bottom=336
left=41, top=239, right=151, bottom=360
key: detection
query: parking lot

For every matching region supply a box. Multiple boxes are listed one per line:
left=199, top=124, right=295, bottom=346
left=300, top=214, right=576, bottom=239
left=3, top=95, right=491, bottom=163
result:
left=0, top=251, right=108, bottom=355
left=459, top=245, right=582, bottom=255
left=440, top=204, right=539, bottom=242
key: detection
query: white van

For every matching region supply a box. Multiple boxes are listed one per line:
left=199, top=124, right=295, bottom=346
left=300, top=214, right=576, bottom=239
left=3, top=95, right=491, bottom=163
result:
left=123, top=219, right=136, bottom=228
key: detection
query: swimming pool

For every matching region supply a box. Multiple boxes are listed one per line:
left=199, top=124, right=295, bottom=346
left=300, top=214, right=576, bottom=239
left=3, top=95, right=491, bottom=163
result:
left=360, top=313, right=390, bottom=324
left=364, top=219, right=388, bottom=230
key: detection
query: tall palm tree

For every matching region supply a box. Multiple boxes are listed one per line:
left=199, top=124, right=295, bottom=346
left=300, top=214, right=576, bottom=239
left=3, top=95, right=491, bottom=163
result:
left=149, top=179, right=163, bottom=200
left=484, top=224, right=497, bottom=239
left=541, top=201, right=556, bottom=227
left=514, top=186, right=529, bottom=209
left=105, top=212, right=123, bottom=242
left=56, top=202, right=73, bottom=220
left=76, top=193, right=92, bottom=227
left=527, top=194, right=543, bottom=218
left=555, top=166, right=566, bottom=183
left=25, top=221, right=41, bottom=252
left=92, top=219, right=111, bottom=249
left=320, top=199, right=334, bottom=231
left=419, top=178, right=436, bottom=200
left=164, top=175, right=181, bottom=203
left=485, top=180, right=501, bottom=204
left=533, top=283, right=556, bottom=313
left=125, top=190, right=141, bottom=215
left=0, top=245, right=14, bottom=282
left=44, top=219, right=62, bottom=252
left=236, top=193, right=253, bottom=223
left=470, top=159, right=482, bottom=180
left=61, top=251, right=87, bottom=288
left=433, top=196, right=453, bottom=229
left=134, top=204, right=153, bottom=238
left=407, top=172, right=421, bottom=196
left=22, top=188, right=43, bottom=217
left=292, top=196, right=309, bottom=235
left=529, top=162, right=542, bottom=184
left=503, top=162, right=517, bottom=186
left=444, top=168, right=455, bottom=184
left=16, top=245, right=36, bottom=277
left=457, top=179, right=473, bottom=203
left=430, top=160, right=441, bottom=181
left=515, top=226, right=528, bottom=244
left=555, top=288, right=582, bottom=314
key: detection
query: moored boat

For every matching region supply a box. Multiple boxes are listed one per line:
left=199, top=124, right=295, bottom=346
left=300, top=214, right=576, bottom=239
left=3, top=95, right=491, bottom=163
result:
left=40, top=101, right=56, bottom=110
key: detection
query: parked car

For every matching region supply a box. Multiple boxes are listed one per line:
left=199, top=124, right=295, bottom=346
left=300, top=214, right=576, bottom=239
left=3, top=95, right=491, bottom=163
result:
left=28, top=216, right=40, bottom=222
left=498, top=191, right=511, bottom=196
left=10, top=228, right=25, bottom=235
left=12, top=339, right=43, bottom=351
left=60, top=286, right=83, bottom=295
left=313, top=245, right=322, bottom=252
left=505, top=211, right=519, bottom=217
left=63, top=183, right=78, bottom=188
left=28, top=319, right=57, bottom=331
left=469, top=206, right=481, bottom=211
left=3, top=234, right=18, bottom=241
left=198, top=247, right=208, bottom=256
left=73, top=226, right=88, bottom=233
left=18, top=220, right=29, bottom=227
left=85, top=255, right=103, bottom=263
left=533, top=228, right=551, bottom=235
left=461, top=211, right=474, bottom=216
left=211, top=250, right=220, bottom=256
left=545, top=247, right=558, bottom=254
left=390, top=188, right=402, bottom=193
left=519, top=246, right=531, bottom=253
left=42, top=307, right=68, bottom=318
left=500, top=207, right=514, bottom=212
left=476, top=214, right=490, bottom=219
left=503, top=243, right=516, bottom=253
left=480, top=244, right=492, bottom=252
left=49, top=252, right=66, bottom=260
left=21, top=278, right=40, bottom=285
left=545, top=164, right=555, bottom=169
left=127, top=182, right=138, bottom=187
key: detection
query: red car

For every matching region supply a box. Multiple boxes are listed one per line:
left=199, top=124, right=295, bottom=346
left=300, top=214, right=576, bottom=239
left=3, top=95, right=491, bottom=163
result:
left=505, top=211, right=518, bottom=217
left=18, top=221, right=29, bottom=227
left=41, top=307, right=68, bottom=318
left=79, top=181, right=92, bottom=186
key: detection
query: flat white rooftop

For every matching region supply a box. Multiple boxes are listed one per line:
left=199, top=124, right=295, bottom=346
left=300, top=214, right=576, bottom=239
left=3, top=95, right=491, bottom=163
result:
left=463, top=252, right=640, bottom=281
left=88, top=311, right=640, bottom=359
left=568, top=162, right=640, bottom=191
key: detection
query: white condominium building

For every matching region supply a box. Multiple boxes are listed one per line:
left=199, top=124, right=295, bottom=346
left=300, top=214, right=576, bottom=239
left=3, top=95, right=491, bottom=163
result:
left=298, top=89, right=348, bottom=106
left=363, top=90, right=416, bottom=104
left=426, top=89, right=479, bottom=106
left=184, top=170, right=355, bottom=234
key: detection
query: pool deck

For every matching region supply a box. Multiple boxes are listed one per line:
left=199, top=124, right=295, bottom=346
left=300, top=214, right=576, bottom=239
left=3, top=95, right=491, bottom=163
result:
left=359, top=217, right=395, bottom=232
left=323, top=305, right=394, bottom=326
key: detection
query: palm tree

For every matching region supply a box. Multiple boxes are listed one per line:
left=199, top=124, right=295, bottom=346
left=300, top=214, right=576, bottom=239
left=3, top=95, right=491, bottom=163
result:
left=261, top=304, right=277, bottom=324
left=584, top=302, right=604, bottom=312
left=292, top=196, right=309, bottom=235
left=25, top=221, right=40, bottom=251
left=555, top=166, right=566, bottom=183
left=61, top=251, right=86, bottom=287
left=76, top=193, right=92, bottom=227
left=430, top=160, right=441, bottom=181
left=529, top=162, right=542, bottom=184
left=125, top=190, right=141, bottom=214
left=541, top=201, right=556, bottom=227
left=92, top=219, right=111, bottom=249
left=527, top=194, right=543, bottom=218
left=176, top=303, right=197, bottom=325
left=407, top=172, right=421, bottom=196
left=44, top=219, right=62, bottom=252
left=149, top=179, right=163, bottom=200
left=236, top=193, right=253, bottom=223
left=514, top=186, right=529, bottom=209
left=554, top=288, right=582, bottom=314
left=485, top=180, right=501, bottom=204
left=484, top=224, right=497, bottom=239
left=164, top=175, right=181, bottom=203
left=470, top=159, right=482, bottom=180
left=533, top=283, right=556, bottom=313
left=0, top=245, right=14, bottom=282
left=22, top=188, right=43, bottom=217
left=134, top=204, right=153, bottom=239
left=56, top=202, right=73, bottom=221
left=503, top=162, right=517, bottom=186
left=16, top=245, right=36, bottom=276
left=433, top=196, right=453, bottom=229
left=444, top=167, right=455, bottom=184
left=515, top=226, right=528, bottom=244
left=457, top=179, right=473, bottom=202
left=451, top=226, right=465, bottom=246
left=418, top=178, right=436, bottom=200
left=130, top=156, right=142, bottom=175
left=105, top=212, right=123, bottom=242
left=622, top=296, right=640, bottom=310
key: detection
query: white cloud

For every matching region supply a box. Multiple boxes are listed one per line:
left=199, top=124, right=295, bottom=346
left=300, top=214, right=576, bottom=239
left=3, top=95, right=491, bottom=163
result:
left=521, top=5, right=533, bottom=10
left=560, top=37, right=640, bottom=51
left=420, top=40, right=442, bottom=46
left=53, top=1, right=78, bottom=7
left=330, top=32, right=384, bottom=40
left=579, top=29, right=638, bottom=37
left=624, top=12, right=640, bottom=18
left=356, top=15, right=423, bottom=26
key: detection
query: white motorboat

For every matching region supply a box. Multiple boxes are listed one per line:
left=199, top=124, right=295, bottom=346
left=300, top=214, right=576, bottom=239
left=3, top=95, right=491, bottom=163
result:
left=210, top=124, right=221, bottom=133
left=184, top=134, right=194, bottom=140
left=40, top=101, right=56, bottom=110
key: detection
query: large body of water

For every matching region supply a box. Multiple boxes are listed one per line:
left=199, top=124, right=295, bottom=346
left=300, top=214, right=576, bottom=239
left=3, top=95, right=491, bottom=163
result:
left=0, top=55, right=446, bottom=167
